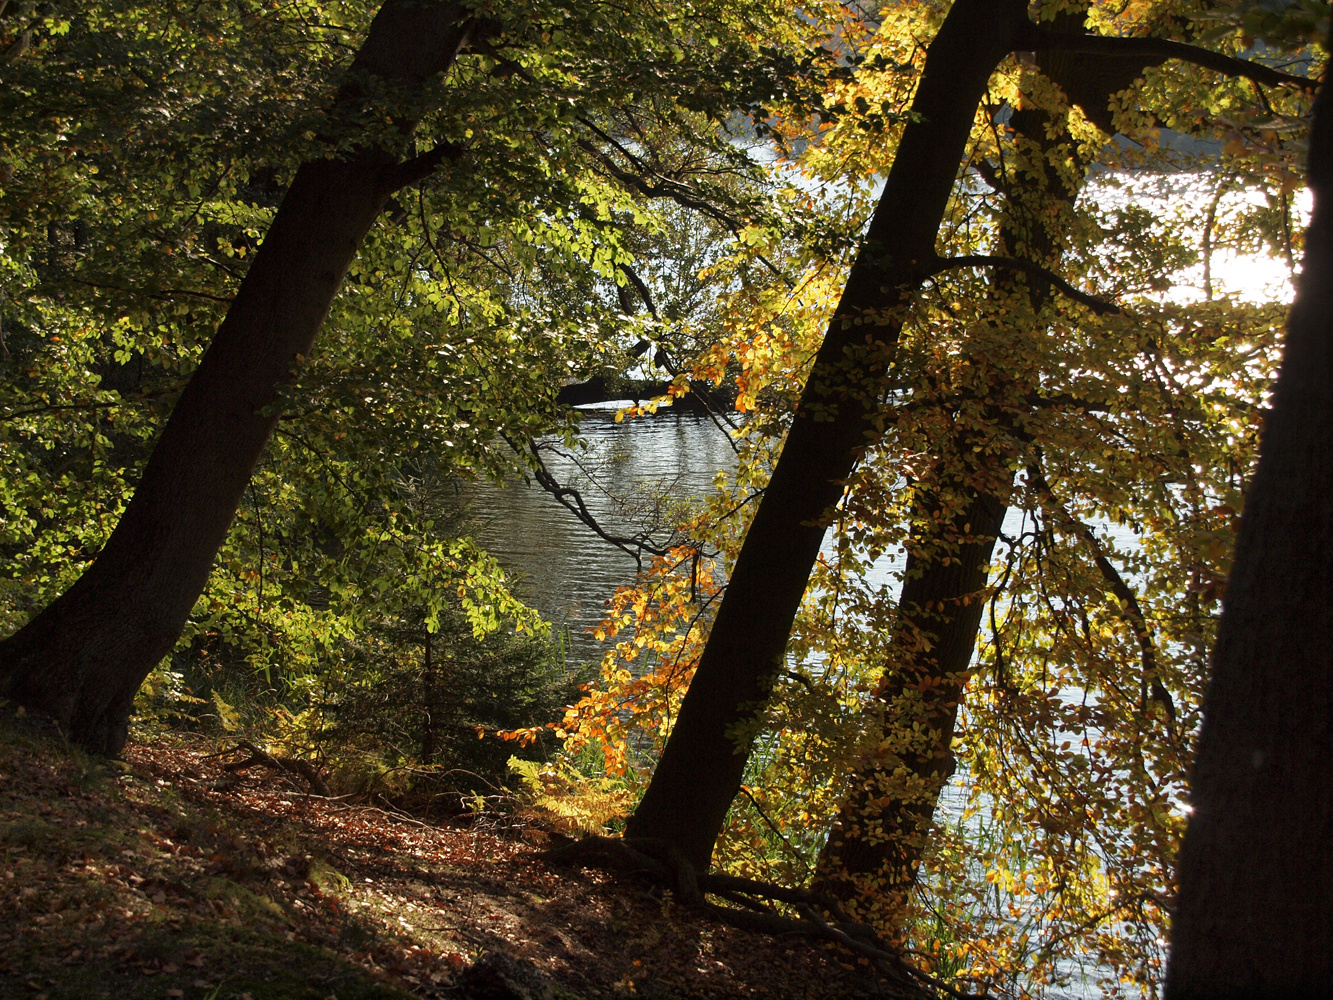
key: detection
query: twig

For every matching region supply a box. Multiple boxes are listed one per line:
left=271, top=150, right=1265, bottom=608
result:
left=317, top=802, right=436, bottom=830
left=737, top=785, right=813, bottom=879
left=521, top=438, right=675, bottom=569
left=1026, top=463, right=1176, bottom=733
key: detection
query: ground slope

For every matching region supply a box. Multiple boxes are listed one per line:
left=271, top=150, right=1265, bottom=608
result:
left=0, top=712, right=886, bottom=1000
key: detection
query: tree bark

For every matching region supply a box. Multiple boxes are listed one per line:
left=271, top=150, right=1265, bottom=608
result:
left=1165, top=53, right=1333, bottom=1000
left=0, top=0, right=473, bottom=754
left=624, top=0, right=1035, bottom=872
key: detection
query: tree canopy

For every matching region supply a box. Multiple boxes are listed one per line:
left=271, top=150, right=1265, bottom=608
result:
left=0, top=1, right=1326, bottom=997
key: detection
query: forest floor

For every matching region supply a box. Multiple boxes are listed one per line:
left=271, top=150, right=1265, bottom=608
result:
left=0, top=710, right=896, bottom=1000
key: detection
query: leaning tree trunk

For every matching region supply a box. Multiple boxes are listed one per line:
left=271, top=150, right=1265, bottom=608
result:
left=1165, top=50, right=1333, bottom=1000
left=624, top=0, right=1034, bottom=873
left=812, top=488, right=1007, bottom=914
left=0, top=1, right=473, bottom=754
left=812, top=19, right=1166, bottom=913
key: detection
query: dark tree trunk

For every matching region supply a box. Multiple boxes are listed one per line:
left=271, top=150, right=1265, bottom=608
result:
left=624, top=0, right=1035, bottom=872
left=421, top=626, right=437, bottom=765
left=0, top=1, right=473, bottom=755
left=812, top=16, right=1164, bottom=908
left=813, top=491, right=1006, bottom=909
left=1165, top=56, right=1333, bottom=1000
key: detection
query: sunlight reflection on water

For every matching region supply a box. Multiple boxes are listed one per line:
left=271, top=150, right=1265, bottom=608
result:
left=468, top=174, right=1297, bottom=677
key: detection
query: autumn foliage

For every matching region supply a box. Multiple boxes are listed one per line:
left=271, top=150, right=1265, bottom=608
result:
left=0, top=1, right=1325, bottom=998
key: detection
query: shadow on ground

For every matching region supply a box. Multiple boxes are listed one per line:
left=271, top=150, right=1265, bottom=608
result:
left=0, top=710, right=895, bottom=1000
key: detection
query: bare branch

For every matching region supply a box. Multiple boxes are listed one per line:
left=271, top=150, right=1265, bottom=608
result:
left=524, top=439, right=674, bottom=569
left=216, top=740, right=331, bottom=796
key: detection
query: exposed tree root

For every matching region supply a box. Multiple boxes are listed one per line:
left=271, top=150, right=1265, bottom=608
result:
left=539, top=835, right=987, bottom=1000
left=208, top=740, right=331, bottom=797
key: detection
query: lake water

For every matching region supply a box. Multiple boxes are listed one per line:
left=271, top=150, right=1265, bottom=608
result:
left=469, top=173, right=1301, bottom=676
left=463, top=407, right=739, bottom=672
left=464, top=403, right=1102, bottom=997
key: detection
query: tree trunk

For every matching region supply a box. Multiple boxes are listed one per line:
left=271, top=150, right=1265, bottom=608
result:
left=624, top=0, right=1034, bottom=872
left=813, top=490, right=1006, bottom=913
left=1165, top=54, right=1333, bottom=1000
left=0, top=1, right=473, bottom=755
left=421, top=626, right=437, bottom=765
left=812, top=18, right=1164, bottom=910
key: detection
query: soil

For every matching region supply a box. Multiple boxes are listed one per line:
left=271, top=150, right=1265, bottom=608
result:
left=0, top=711, right=900, bottom=1000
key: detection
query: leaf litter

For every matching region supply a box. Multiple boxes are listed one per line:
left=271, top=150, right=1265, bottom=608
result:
left=0, top=711, right=892, bottom=999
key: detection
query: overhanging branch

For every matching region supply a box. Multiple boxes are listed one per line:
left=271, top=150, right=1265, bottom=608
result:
left=524, top=439, right=675, bottom=569
left=930, top=255, right=1121, bottom=315
left=1016, top=23, right=1318, bottom=92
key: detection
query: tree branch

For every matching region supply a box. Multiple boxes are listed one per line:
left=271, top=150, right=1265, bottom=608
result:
left=1, top=386, right=183, bottom=423
left=216, top=739, right=331, bottom=796
left=576, top=139, right=740, bottom=226
left=523, top=439, right=674, bottom=569
left=618, top=263, right=661, bottom=320
left=930, top=255, right=1121, bottom=315
left=387, top=140, right=467, bottom=191
left=1027, top=463, right=1176, bottom=730
left=1016, top=24, right=1318, bottom=92
left=71, top=278, right=234, bottom=305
